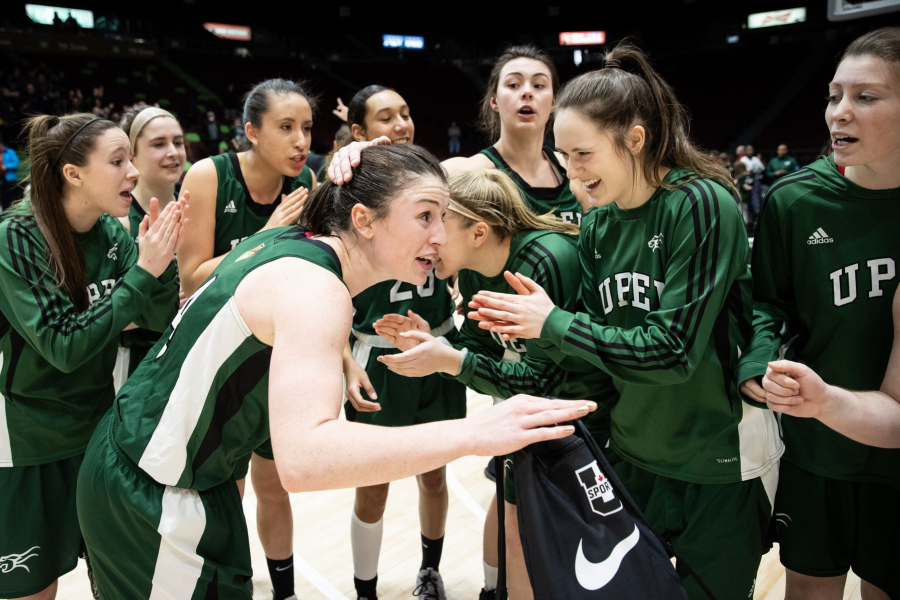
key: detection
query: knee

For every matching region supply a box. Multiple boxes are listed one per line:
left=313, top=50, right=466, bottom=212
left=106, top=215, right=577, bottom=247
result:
left=417, top=468, right=447, bottom=497
left=355, top=484, right=390, bottom=521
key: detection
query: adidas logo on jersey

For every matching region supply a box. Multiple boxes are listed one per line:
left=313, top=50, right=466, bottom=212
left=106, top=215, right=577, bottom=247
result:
left=224, top=200, right=237, bottom=214
left=807, top=227, right=834, bottom=245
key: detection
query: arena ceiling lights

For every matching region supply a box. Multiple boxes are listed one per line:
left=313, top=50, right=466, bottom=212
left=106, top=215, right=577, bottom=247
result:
left=25, top=4, right=94, bottom=28
left=746, top=7, right=806, bottom=29
left=203, top=22, right=252, bottom=41
left=559, top=31, right=606, bottom=46
left=382, top=35, right=425, bottom=50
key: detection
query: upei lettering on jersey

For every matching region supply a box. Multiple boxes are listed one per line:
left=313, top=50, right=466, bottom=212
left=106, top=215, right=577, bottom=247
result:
left=829, top=257, right=895, bottom=307
left=596, top=272, right=665, bottom=315
left=86, top=279, right=117, bottom=305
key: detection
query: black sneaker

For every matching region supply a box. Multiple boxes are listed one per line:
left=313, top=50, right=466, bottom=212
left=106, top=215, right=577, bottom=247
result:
left=478, top=588, right=496, bottom=600
left=484, top=457, right=498, bottom=482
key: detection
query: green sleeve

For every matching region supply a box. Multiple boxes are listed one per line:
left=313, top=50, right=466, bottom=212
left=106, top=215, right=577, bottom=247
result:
left=0, top=220, right=172, bottom=373
left=736, top=192, right=796, bottom=388
left=543, top=184, right=748, bottom=385
left=117, top=226, right=179, bottom=333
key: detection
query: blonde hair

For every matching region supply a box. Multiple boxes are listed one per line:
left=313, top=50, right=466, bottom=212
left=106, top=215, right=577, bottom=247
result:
left=447, top=169, right=579, bottom=239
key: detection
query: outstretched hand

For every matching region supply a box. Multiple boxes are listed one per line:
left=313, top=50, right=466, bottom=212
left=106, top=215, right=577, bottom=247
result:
left=327, top=136, right=392, bottom=185
left=468, top=271, right=555, bottom=341
left=763, top=360, right=830, bottom=418
left=332, top=97, right=348, bottom=122
left=469, top=396, right=597, bottom=456
left=377, top=330, right=464, bottom=377
left=263, top=186, right=308, bottom=231
left=373, top=310, right=431, bottom=352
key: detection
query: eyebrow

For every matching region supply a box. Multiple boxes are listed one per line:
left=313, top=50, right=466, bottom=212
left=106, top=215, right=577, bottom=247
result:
left=374, top=106, right=408, bottom=114
left=829, top=81, right=888, bottom=88
left=503, top=71, right=549, bottom=79
left=416, top=198, right=442, bottom=207
left=147, top=135, right=184, bottom=142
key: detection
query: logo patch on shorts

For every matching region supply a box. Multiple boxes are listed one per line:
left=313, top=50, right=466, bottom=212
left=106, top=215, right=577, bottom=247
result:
left=0, top=546, right=40, bottom=573
left=235, top=243, right=265, bottom=262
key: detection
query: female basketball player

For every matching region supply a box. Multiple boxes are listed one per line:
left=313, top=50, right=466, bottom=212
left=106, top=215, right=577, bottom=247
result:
left=341, top=84, right=466, bottom=600
left=114, top=106, right=186, bottom=386
left=738, top=27, right=900, bottom=600
left=76, top=143, right=594, bottom=600
left=0, top=113, right=184, bottom=600
left=176, top=78, right=316, bottom=600
left=468, top=42, right=783, bottom=600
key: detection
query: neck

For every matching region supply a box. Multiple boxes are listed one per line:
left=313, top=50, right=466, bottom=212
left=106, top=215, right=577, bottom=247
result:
left=614, top=167, right=671, bottom=211
left=240, top=150, right=284, bottom=204
left=494, top=130, right=546, bottom=173
left=844, top=158, right=900, bottom=190
left=62, top=191, right=102, bottom=233
left=133, top=178, right=176, bottom=213
left=315, top=234, right=393, bottom=297
left=469, top=233, right=512, bottom=278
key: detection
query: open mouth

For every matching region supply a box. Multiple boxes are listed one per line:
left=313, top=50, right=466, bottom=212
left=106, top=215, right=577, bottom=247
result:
left=120, top=190, right=133, bottom=201
left=832, top=135, right=858, bottom=147
left=290, top=155, right=307, bottom=166
left=582, top=177, right=601, bottom=193
left=416, top=255, right=435, bottom=268
left=518, top=106, right=535, bottom=117
left=392, top=137, right=409, bottom=144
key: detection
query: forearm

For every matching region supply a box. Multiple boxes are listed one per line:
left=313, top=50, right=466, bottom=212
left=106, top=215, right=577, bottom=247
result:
left=181, top=254, right=226, bottom=297
left=278, top=418, right=473, bottom=492
left=818, top=387, right=900, bottom=448
left=455, top=350, right=565, bottom=400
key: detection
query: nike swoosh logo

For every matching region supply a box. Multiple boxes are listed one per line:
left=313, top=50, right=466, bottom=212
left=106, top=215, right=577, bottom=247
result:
left=275, top=565, right=292, bottom=572
left=574, top=525, right=640, bottom=590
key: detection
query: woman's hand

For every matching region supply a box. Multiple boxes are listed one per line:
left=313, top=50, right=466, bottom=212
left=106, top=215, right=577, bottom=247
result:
left=373, top=310, right=431, bottom=352
left=332, top=97, right=348, bottom=122
left=136, top=194, right=189, bottom=278
left=327, top=137, right=392, bottom=185
left=762, top=360, right=831, bottom=418
left=468, top=271, right=556, bottom=341
left=377, top=330, right=464, bottom=377
left=262, top=186, right=308, bottom=231
left=343, top=350, right=380, bottom=412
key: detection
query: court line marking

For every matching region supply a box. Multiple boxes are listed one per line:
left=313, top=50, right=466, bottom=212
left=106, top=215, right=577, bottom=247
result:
left=243, top=494, right=349, bottom=599
left=446, top=463, right=487, bottom=522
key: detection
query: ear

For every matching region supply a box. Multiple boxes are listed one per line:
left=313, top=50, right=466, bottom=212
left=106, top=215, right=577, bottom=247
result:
left=489, top=94, right=499, bottom=113
left=350, top=123, right=367, bottom=142
left=61, top=163, right=84, bottom=188
left=245, top=121, right=258, bottom=148
left=626, top=125, right=646, bottom=156
left=350, top=203, right=376, bottom=239
left=471, top=221, right=491, bottom=248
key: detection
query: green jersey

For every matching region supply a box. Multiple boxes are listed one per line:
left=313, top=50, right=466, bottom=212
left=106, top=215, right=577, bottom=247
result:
left=765, top=155, right=799, bottom=183
left=210, top=153, right=314, bottom=256
left=455, top=230, right=616, bottom=413
left=541, top=168, right=783, bottom=484
left=352, top=275, right=455, bottom=341
left=738, top=155, right=900, bottom=487
left=114, top=227, right=343, bottom=490
left=479, top=146, right=582, bottom=226
left=0, top=208, right=179, bottom=467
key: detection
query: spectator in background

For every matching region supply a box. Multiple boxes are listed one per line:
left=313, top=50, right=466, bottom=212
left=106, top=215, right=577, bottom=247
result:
left=732, top=161, right=752, bottom=230
left=740, top=144, right=766, bottom=227
left=231, top=117, right=247, bottom=150
left=766, top=143, right=799, bottom=183
left=0, top=139, right=21, bottom=212
left=717, top=151, right=733, bottom=174
left=204, top=110, right=220, bottom=147
left=448, top=121, right=461, bottom=154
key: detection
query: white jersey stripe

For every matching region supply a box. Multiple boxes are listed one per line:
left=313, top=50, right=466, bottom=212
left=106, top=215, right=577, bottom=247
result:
left=0, top=352, right=12, bottom=467
left=148, top=486, right=207, bottom=599
left=737, top=398, right=784, bottom=480
left=139, top=299, right=252, bottom=485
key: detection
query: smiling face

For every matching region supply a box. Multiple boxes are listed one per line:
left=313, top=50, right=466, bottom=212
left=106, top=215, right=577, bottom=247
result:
left=247, top=92, right=313, bottom=176
left=75, top=127, right=140, bottom=219
left=358, top=90, right=414, bottom=144
left=554, top=109, right=635, bottom=209
left=826, top=55, right=900, bottom=172
left=370, top=174, right=448, bottom=285
left=492, top=57, right=555, bottom=135
left=132, top=116, right=185, bottom=187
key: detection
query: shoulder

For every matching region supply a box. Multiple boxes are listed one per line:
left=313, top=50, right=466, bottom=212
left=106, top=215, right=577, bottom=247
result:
left=441, top=153, right=495, bottom=175
left=765, top=160, right=828, bottom=208
left=183, top=156, right=220, bottom=187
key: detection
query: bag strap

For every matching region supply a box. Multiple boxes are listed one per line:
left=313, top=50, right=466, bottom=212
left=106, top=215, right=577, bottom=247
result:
left=575, top=421, right=719, bottom=600
left=495, top=457, right=508, bottom=600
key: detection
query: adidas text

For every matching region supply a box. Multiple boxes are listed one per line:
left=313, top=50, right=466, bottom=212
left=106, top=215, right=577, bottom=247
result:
left=807, top=227, right=833, bottom=245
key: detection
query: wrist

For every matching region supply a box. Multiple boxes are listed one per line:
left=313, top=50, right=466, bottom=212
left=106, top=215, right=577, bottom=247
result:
left=440, top=347, right=466, bottom=376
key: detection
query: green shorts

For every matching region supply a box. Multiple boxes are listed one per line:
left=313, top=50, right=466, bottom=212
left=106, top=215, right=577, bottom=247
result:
left=775, top=460, right=900, bottom=596
left=614, top=459, right=777, bottom=600
left=0, top=455, right=84, bottom=597
left=344, top=338, right=467, bottom=427
left=232, top=439, right=275, bottom=481
left=77, top=412, right=252, bottom=599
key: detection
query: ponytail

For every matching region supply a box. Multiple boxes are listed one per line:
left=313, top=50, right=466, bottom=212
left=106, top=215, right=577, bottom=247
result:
left=557, top=41, right=734, bottom=193
left=448, top=169, right=579, bottom=239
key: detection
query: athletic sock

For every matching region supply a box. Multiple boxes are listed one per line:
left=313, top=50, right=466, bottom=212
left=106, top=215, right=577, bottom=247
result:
left=420, top=533, right=444, bottom=571
left=266, top=555, right=294, bottom=600
left=483, top=560, right=498, bottom=591
left=350, top=510, right=383, bottom=581
left=354, top=575, right=378, bottom=600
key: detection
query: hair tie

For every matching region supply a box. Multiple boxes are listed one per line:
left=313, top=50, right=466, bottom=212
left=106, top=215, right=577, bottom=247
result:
left=52, top=117, right=103, bottom=171
left=604, top=58, right=622, bottom=70
left=128, top=107, right=176, bottom=155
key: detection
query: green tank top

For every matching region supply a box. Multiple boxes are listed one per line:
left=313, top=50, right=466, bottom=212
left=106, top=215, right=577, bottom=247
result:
left=113, top=227, right=343, bottom=490
left=352, top=275, right=455, bottom=343
left=210, top=153, right=314, bottom=256
left=479, top=146, right=582, bottom=225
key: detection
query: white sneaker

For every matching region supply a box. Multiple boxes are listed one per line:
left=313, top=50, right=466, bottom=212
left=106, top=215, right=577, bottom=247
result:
left=413, top=567, right=446, bottom=600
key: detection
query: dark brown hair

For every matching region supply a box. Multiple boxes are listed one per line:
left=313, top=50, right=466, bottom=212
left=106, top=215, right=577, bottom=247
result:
left=22, top=113, right=118, bottom=310
left=478, top=45, right=560, bottom=142
left=556, top=41, right=733, bottom=193
left=242, top=78, right=317, bottom=130
left=347, top=85, right=397, bottom=131
left=301, top=144, right=446, bottom=236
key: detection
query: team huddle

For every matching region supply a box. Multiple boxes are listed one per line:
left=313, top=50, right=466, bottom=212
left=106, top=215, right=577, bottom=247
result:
left=1, top=27, right=899, bottom=600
